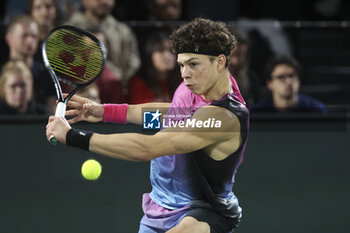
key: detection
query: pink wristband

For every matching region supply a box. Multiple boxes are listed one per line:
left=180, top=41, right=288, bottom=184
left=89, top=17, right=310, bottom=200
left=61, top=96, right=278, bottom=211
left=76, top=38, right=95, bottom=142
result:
left=103, top=104, right=128, bottom=124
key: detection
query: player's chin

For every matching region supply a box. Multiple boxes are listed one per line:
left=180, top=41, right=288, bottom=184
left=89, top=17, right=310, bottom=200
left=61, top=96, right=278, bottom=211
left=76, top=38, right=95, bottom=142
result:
left=190, top=88, right=202, bottom=95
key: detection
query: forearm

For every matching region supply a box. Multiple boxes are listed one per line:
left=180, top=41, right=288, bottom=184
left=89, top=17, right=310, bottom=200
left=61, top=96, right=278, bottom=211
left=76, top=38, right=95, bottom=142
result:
left=126, top=103, right=170, bottom=125
left=89, top=133, right=158, bottom=162
left=103, top=103, right=170, bottom=125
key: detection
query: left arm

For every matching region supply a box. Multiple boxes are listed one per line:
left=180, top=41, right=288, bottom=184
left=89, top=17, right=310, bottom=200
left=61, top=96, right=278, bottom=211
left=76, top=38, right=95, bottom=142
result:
left=46, top=106, right=238, bottom=161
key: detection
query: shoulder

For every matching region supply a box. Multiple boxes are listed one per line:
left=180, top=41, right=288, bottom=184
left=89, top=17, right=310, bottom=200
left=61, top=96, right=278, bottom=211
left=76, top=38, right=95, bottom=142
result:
left=128, top=74, right=148, bottom=88
left=105, top=15, right=133, bottom=32
left=32, top=60, right=45, bottom=70
left=68, top=12, right=88, bottom=26
left=0, top=100, right=17, bottom=114
left=298, top=94, right=324, bottom=105
left=298, top=94, right=327, bottom=113
left=250, top=96, right=275, bottom=113
left=192, top=105, right=240, bottom=134
left=170, top=82, right=193, bottom=106
left=173, top=82, right=189, bottom=96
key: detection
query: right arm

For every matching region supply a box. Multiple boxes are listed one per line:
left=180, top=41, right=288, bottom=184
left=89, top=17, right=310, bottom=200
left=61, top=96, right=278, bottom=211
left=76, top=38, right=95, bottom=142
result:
left=65, top=94, right=170, bottom=125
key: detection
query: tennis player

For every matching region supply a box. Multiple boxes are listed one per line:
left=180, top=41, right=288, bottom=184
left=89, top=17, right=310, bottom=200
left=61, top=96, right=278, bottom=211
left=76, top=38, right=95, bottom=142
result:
left=46, top=18, right=249, bottom=233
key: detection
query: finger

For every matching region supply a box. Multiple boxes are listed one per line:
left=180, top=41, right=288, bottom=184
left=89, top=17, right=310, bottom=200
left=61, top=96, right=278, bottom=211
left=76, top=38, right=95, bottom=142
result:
left=46, top=124, right=54, bottom=141
left=66, top=100, right=82, bottom=109
left=46, top=121, right=52, bottom=129
left=68, top=94, right=87, bottom=104
left=65, top=109, right=80, bottom=117
left=58, top=116, right=71, bottom=126
left=48, top=115, right=56, bottom=124
left=67, top=116, right=82, bottom=124
left=46, top=129, right=50, bottom=141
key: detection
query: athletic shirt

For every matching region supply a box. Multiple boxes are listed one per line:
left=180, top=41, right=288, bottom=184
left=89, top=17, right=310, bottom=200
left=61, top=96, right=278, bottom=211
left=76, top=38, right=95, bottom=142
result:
left=149, top=74, right=249, bottom=218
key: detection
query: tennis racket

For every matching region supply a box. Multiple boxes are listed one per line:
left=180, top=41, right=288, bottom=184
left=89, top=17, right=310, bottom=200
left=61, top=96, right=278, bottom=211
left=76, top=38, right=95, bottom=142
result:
left=42, top=25, right=106, bottom=145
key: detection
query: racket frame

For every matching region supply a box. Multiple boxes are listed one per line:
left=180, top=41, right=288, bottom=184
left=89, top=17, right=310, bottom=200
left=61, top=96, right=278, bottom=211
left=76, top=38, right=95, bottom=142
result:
left=42, top=25, right=107, bottom=144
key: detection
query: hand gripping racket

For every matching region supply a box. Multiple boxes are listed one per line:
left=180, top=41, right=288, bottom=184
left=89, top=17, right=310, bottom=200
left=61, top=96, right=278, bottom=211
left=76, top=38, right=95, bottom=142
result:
left=42, top=25, right=106, bottom=145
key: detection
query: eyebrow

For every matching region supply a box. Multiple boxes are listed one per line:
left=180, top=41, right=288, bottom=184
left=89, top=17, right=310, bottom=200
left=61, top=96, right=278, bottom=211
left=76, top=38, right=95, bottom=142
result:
left=177, top=57, right=200, bottom=65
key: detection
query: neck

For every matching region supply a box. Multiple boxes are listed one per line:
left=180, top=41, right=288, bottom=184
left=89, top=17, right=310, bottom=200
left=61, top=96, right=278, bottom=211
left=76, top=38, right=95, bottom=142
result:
left=10, top=52, right=33, bottom=68
left=39, top=24, right=53, bottom=41
left=273, top=94, right=298, bottom=111
left=18, top=103, right=29, bottom=113
left=201, top=71, right=231, bottom=102
left=156, top=70, right=169, bottom=80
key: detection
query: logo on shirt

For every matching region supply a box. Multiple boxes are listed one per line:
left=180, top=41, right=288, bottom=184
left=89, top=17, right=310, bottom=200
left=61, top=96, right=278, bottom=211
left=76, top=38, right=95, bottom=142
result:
left=143, top=110, right=162, bottom=129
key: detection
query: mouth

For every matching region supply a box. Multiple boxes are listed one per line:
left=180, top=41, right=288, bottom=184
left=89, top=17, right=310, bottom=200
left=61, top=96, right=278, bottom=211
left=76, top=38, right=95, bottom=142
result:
left=185, top=84, right=193, bottom=89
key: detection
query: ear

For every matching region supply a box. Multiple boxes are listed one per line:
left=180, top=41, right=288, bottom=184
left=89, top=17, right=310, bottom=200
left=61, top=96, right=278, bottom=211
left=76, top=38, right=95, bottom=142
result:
left=5, top=33, right=11, bottom=46
left=266, top=79, right=273, bottom=91
left=216, top=54, right=226, bottom=72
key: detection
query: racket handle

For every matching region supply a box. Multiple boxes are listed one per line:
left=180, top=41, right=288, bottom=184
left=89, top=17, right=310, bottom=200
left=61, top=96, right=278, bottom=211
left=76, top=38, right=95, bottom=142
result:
left=55, top=102, right=67, bottom=117
left=50, top=102, right=67, bottom=145
left=50, top=135, right=60, bottom=145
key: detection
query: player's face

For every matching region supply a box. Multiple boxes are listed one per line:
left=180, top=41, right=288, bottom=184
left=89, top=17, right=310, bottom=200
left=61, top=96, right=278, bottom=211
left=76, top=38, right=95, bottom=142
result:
left=4, top=73, right=32, bottom=109
left=31, top=0, right=57, bottom=26
left=83, top=0, right=114, bottom=18
left=154, top=0, right=182, bottom=20
left=8, top=23, right=39, bottom=57
left=267, top=64, right=300, bottom=99
left=177, top=53, right=218, bottom=96
left=152, top=40, right=176, bottom=72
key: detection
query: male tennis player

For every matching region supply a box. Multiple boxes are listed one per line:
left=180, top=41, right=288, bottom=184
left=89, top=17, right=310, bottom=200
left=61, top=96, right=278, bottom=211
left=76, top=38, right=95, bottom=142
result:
left=46, top=18, right=249, bottom=233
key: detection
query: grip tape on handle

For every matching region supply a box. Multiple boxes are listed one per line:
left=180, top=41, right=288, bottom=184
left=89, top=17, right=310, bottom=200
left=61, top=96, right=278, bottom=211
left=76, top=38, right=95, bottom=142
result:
left=50, top=102, right=67, bottom=145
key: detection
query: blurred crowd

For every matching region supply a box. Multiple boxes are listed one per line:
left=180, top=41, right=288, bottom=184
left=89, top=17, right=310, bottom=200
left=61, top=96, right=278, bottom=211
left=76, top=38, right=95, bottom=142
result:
left=0, top=0, right=349, bottom=116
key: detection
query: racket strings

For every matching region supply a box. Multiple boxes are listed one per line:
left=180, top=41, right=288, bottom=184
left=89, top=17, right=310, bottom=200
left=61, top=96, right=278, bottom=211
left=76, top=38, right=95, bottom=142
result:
left=45, top=29, right=104, bottom=85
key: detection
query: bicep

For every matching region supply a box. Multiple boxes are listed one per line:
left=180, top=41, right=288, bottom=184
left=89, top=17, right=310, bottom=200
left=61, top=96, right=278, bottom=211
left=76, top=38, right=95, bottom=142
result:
left=151, top=130, right=227, bottom=157
left=148, top=106, right=240, bottom=156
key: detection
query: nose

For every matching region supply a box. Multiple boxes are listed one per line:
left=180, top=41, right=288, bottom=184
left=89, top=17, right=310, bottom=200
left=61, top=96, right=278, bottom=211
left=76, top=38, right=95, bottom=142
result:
left=283, top=75, right=295, bottom=85
left=180, top=66, right=190, bottom=80
left=25, top=35, right=38, bottom=47
left=164, top=50, right=173, bottom=60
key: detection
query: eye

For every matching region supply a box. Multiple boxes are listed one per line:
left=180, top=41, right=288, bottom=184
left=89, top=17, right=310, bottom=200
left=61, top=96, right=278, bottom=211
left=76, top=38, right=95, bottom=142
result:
left=190, top=63, right=197, bottom=68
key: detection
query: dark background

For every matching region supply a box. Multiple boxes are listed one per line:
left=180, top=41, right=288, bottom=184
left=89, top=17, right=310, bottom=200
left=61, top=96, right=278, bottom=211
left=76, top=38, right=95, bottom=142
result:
left=0, top=118, right=349, bottom=233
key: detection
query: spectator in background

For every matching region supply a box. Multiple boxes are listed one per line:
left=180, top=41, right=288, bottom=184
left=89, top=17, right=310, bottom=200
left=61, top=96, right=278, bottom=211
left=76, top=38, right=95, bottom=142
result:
left=89, top=27, right=125, bottom=103
left=228, top=29, right=263, bottom=107
left=149, top=0, right=183, bottom=21
left=26, top=0, right=61, bottom=62
left=5, top=16, right=56, bottom=112
left=0, top=60, right=49, bottom=114
left=5, top=16, right=39, bottom=69
left=68, top=0, right=140, bottom=85
left=128, top=30, right=180, bottom=104
left=4, top=0, right=78, bottom=24
left=251, top=56, right=327, bottom=114
left=58, top=0, right=81, bottom=21
left=133, top=0, right=183, bottom=62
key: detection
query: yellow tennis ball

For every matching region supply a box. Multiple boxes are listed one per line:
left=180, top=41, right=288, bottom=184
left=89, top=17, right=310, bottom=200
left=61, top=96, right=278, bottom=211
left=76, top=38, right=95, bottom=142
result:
left=81, top=159, right=102, bottom=180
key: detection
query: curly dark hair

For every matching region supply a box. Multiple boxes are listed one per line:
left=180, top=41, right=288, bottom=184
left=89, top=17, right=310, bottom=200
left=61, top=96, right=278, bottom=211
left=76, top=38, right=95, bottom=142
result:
left=170, top=18, right=237, bottom=61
